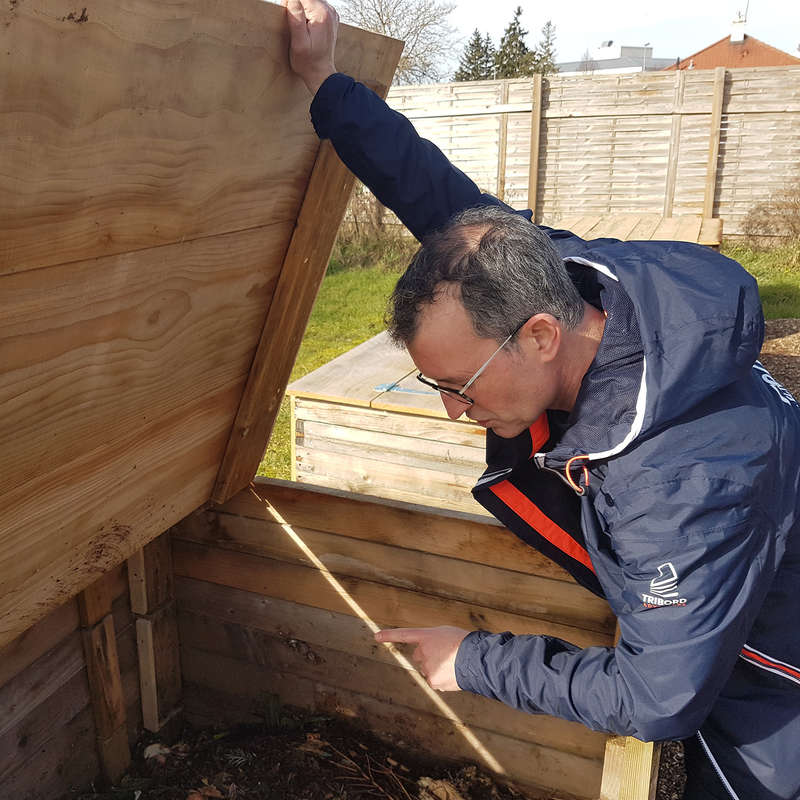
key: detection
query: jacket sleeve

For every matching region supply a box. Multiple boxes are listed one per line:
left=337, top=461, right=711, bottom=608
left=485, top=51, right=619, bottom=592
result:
left=454, top=481, right=782, bottom=742
left=309, top=73, right=530, bottom=241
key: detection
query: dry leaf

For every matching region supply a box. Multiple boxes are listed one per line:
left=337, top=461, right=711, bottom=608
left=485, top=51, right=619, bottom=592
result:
left=144, top=743, right=172, bottom=760
left=418, top=777, right=468, bottom=800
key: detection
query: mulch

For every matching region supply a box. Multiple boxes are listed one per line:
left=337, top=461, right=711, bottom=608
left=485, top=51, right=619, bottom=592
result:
left=72, top=320, right=797, bottom=800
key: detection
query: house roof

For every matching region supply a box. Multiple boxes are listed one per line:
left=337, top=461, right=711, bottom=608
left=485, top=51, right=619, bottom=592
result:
left=665, top=34, right=800, bottom=70
left=558, top=56, right=676, bottom=73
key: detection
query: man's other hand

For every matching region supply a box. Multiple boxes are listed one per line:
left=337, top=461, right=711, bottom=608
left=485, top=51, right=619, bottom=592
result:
left=283, top=0, right=338, bottom=95
left=374, top=626, right=470, bottom=691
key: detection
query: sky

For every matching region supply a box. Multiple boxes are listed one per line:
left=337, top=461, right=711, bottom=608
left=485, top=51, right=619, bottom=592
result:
left=447, top=0, right=800, bottom=66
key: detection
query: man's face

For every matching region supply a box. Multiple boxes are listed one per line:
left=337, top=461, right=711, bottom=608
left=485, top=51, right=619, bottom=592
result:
left=407, top=289, right=557, bottom=438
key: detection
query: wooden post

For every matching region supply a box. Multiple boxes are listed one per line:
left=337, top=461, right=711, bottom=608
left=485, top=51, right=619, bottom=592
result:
left=496, top=81, right=510, bottom=202
left=703, top=67, right=726, bottom=219
left=600, top=737, right=662, bottom=800
left=77, top=574, right=131, bottom=784
left=128, top=533, right=182, bottom=734
left=527, top=74, right=544, bottom=218
left=662, top=69, right=686, bottom=218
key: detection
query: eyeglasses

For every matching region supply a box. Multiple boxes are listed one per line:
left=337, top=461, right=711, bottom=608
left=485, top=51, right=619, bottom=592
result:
left=416, top=322, right=524, bottom=406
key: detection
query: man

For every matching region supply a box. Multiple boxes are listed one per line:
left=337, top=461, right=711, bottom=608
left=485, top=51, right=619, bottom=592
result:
left=283, top=2, right=800, bottom=798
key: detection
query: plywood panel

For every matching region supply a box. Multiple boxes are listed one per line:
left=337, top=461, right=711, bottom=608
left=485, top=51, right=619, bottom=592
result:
left=0, top=0, right=401, bottom=649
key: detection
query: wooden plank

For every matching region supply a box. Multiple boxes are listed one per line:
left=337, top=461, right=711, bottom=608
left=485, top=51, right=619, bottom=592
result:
left=171, top=538, right=612, bottom=650
left=0, top=705, right=99, bottom=800
left=0, top=599, right=79, bottom=687
left=496, top=81, right=510, bottom=201
left=571, top=215, right=605, bottom=239
left=590, top=214, right=643, bottom=241
left=703, top=68, right=726, bottom=219
left=662, top=70, right=686, bottom=218
left=295, top=397, right=486, bottom=448
left=0, top=630, right=85, bottom=738
left=0, top=223, right=291, bottom=649
left=77, top=573, right=115, bottom=628
left=217, top=479, right=576, bottom=582
left=81, top=615, right=127, bottom=737
left=135, top=602, right=182, bottom=733
left=0, top=668, right=90, bottom=781
left=287, top=331, right=416, bottom=407
left=176, top=601, right=608, bottom=760
left=673, top=216, right=703, bottom=244
left=627, top=214, right=663, bottom=241
left=173, top=513, right=614, bottom=632
left=0, top=0, right=400, bottom=277
left=650, top=217, right=683, bottom=241
left=527, top=74, right=544, bottom=217
left=698, top=217, right=723, bottom=247
left=128, top=533, right=173, bottom=616
left=211, top=27, right=404, bottom=503
left=181, top=648, right=603, bottom=799
left=297, top=419, right=486, bottom=476
left=600, top=737, right=661, bottom=800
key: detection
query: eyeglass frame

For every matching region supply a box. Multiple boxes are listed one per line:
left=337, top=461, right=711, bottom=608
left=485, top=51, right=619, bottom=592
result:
left=415, top=321, right=526, bottom=406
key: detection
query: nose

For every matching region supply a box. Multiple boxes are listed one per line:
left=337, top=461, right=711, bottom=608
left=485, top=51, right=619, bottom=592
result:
left=440, top=392, right=468, bottom=421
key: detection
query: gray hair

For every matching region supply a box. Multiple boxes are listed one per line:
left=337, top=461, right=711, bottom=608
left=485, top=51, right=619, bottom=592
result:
left=387, top=206, right=584, bottom=345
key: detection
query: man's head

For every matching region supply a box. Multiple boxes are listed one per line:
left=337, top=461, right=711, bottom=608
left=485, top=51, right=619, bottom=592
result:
left=388, top=206, right=593, bottom=437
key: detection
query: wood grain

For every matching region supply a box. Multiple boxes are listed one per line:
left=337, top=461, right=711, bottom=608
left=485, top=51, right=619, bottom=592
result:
left=172, top=538, right=612, bottom=650
left=218, top=479, right=577, bottom=582
left=173, top=511, right=614, bottom=632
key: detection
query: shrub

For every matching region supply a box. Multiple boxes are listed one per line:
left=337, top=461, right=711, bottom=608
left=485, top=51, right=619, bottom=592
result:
left=742, top=174, right=800, bottom=250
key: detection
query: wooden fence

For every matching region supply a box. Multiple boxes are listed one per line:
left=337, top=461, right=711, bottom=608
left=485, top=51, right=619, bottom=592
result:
left=385, top=66, right=800, bottom=236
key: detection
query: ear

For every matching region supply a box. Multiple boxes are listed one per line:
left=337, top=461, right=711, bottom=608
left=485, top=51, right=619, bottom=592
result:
left=521, top=314, right=561, bottom=362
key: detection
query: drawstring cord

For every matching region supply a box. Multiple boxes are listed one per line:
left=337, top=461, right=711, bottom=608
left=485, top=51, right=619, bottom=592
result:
left=565, top=454, right=591, bottom=494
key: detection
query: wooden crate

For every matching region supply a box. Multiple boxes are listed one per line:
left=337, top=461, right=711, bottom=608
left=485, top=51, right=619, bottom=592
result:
left=288, top=331, right=491, bottom=516
left=172, top=479, right=619, bottom=800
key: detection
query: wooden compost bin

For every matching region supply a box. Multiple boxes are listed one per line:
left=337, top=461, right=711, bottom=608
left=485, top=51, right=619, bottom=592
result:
left=288, top=331, right=491, bottom=516
left=0, top=3, right=658, bottom=798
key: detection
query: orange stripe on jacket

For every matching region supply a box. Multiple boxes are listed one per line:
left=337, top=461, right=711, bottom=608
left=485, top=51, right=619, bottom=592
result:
left=489, top=480, right=596, bottom=574
left=741, top=648, right=800, bottom=681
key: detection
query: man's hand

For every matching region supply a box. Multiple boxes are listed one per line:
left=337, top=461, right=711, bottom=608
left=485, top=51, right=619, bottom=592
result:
left=374, top=626, right=470, bottom=691
left=283, top=0, right=338, bottom=95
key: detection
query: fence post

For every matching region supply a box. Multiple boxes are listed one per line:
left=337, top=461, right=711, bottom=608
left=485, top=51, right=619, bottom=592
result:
left=663, top=69, right=686, bottom=218
left=703, top=67, right=726, bottom=218
left=527, top=73, right=544, bottom=218
left=496, top=81, right=510, bottom=201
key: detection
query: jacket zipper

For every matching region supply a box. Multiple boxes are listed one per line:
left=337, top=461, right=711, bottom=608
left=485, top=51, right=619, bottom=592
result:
left=696, top=732, right=741, bottom=800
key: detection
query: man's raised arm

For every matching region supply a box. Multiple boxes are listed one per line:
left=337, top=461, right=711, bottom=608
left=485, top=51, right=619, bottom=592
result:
left=284, top=0, right=519, bottom=240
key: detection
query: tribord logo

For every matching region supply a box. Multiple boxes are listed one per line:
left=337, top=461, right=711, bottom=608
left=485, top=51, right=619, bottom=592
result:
left=642, top=562, right=687, bottom=608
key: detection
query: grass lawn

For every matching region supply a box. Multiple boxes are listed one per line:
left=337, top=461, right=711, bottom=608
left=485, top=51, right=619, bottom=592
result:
left=258, top=239, right=800, bottom=480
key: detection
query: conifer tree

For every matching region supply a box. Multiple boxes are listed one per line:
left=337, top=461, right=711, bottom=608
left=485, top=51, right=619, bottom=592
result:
left=531, top=20, right=558, bottom=75
left=454, top=28, right=495, bottom=81
left=493, top=6, right=532, bottom=79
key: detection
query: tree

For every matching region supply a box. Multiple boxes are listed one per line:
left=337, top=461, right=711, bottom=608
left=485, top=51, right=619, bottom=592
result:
left=337, top=0, right=457, bottom=84
left=579, top=48, right=597, bottom=74
left=453, top=29, right=495, bottom=81
left=531, top=20, right=558, bottom=76
left=493, top=6, right=532, bottom=79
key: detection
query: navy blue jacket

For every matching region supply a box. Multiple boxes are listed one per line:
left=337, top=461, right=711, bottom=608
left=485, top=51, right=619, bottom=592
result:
left=311, top=73, right=800, bottom=800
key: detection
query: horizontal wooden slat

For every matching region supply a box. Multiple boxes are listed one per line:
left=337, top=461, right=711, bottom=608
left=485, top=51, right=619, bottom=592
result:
left=218, top=480, right=577, bottom=582
left=176, top=600, right=607, bottom=760
left=173, top=511, right=614, bottom=632
left=0, top=630, right=85, bottom=738
left=294, top=398, right=486, bottom=448
left=172, top=538, right=611, bottom=650
left=0, top=705, right=98, bottom=800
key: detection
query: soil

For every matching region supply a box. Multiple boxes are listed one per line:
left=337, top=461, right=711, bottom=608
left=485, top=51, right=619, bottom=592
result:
left=74, top=708, right=537, bottom=800
left=72, top=319, right=796, bottom=800
left=761, top=318, right=800, bottom=400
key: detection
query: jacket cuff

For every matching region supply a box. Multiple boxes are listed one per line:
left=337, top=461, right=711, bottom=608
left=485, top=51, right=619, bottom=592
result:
left=455, top=630, right=514, bottom=693
left=310, top=72, right=356, bottom=139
